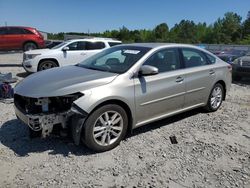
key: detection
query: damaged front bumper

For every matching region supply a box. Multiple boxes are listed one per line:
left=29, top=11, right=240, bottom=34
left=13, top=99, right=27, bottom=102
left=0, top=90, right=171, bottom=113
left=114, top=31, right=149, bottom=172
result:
left=14, top=94, right=88, bottom=145
left=15, top=105, right=71, bottom=137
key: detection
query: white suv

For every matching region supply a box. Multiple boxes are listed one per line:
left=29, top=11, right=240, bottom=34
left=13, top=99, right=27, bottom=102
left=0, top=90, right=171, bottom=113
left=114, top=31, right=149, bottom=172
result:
left=22, top=38, right=122, bottom=72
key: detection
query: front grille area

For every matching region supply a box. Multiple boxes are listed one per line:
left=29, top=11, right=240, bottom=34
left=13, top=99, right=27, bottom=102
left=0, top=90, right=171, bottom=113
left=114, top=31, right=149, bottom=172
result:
left=242, top=61, right=250, bottom=67
left=14, top=93, right=83, bottom=114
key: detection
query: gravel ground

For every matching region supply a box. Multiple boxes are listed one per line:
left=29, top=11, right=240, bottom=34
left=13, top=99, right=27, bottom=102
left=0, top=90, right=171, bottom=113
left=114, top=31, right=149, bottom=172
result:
left=0, top=52, right=250, bottom=188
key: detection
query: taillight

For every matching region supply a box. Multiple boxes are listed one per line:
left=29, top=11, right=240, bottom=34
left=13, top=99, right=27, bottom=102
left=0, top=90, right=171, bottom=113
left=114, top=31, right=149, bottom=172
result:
left=227, top=65, right=232, bottom=72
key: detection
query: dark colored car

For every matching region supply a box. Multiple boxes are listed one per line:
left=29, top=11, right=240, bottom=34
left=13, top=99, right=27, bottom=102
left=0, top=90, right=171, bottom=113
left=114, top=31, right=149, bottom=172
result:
left=231, top=54, right=250, bottom=81
left=218, top=54, right=238, bottom=64
left=0, top=26, right=45, bottom=51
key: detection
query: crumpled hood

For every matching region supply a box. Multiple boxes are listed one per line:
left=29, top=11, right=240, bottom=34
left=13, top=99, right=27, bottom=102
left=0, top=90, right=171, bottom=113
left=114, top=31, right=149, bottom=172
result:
left=14, top=66, right=118, bottom=98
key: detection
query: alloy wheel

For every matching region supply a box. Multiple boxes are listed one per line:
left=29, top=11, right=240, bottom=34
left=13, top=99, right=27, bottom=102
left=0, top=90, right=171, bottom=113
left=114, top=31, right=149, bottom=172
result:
left=93, top=111, right=123, bottom=146
left=210, top=86, right=222, bottom=109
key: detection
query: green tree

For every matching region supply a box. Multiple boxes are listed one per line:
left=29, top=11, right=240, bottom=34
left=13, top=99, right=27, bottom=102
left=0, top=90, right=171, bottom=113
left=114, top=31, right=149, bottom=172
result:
left=221, top=12, right=242, bottom=43
left=169, top=20, right=198, bottom=43
left=242, top=11, right=250, bottom=39
left=154, top=23, right=169, bottom=42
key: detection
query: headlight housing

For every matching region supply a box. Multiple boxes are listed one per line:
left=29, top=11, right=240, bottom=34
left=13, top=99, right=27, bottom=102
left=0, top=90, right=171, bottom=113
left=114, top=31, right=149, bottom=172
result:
left=232, top=58, right=242, bottom=65
left=24, top=54, right=41, bottom=60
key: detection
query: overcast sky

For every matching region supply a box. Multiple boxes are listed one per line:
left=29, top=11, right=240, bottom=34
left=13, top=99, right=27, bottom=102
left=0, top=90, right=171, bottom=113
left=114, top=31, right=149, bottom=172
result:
left=0, top=0, right=249, bottom=33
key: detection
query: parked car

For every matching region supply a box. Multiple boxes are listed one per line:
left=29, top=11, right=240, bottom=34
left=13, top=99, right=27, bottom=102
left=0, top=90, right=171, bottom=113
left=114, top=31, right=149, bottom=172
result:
left=218, top=54, right=238, bottom=64
left=22, top=38, right=122, bottom=72
left=14, top=43, right=232, bottom=152
left=231, top=53, right=250, bottom=81
left=0, top=26, right=45, bottom=51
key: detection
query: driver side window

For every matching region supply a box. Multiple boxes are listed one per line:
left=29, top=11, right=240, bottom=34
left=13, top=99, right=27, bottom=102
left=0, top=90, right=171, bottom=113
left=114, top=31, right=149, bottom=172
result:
left=67, top=42, right=86, bottom=51
left=144, top=48, right=181, bottom=73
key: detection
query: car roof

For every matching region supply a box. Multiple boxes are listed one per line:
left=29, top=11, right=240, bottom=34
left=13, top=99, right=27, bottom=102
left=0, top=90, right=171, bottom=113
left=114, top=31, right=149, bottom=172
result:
left=119, top=43, right=204, bottom=49
left=0, top=26, right=36, bottom=30
left=67, top=38, right=122, bottom=43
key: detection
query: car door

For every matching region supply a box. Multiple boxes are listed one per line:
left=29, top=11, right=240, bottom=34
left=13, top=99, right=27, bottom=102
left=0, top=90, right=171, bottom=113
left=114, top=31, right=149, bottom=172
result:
left=180, top=48, right=216, bottom=108
left=134, top=48, right=185, bottom=126
left=60, top=41, right=88, bottom=66
left=5, top=27, right=25, bottom=50
left=0, top=28, right=7, bottom=50
left=60, top=41, right=106, bottom=66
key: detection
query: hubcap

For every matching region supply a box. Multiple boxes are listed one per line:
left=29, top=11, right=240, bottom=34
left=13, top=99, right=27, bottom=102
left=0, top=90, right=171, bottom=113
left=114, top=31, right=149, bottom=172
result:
left=41, top=62, right=55, bottom=70
left=210, top=86, right=222, bottom=109
left=93, top=111, right=123, bottom=146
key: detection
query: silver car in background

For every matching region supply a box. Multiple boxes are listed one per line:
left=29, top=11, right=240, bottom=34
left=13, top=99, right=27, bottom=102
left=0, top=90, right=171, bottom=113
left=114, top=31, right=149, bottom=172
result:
left=14, top=43, right=232, bottom=152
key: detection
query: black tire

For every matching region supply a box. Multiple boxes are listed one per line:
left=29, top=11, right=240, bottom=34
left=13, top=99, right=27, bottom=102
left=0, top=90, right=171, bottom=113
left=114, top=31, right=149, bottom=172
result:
left=232, top=74, right=241, bottom=81
left=38, top=60, right=58, bottom=71
left=205, top=83, right=224, bottom=112
left=29, top=128, right=42, bottom=138
left=23, top=42, right=37, bottom=51
left=83, top=104, right=128, bottom=152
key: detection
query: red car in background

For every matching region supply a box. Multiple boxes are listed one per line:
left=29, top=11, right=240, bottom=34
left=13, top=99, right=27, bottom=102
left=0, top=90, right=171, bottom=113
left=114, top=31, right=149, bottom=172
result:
left=0, top=26, right=45, bottom=51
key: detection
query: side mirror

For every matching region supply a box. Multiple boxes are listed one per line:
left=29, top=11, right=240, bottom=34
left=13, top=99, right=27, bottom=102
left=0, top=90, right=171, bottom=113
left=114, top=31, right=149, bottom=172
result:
left=139, top=65, right=159, bottom=76
left=62, top=46, right=69, bottom=51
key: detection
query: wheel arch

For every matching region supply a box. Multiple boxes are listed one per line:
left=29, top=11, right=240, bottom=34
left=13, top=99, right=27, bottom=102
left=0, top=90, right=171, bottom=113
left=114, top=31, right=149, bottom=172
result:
left=89, top=99, right=133, bottom=133
left=23, top=40, right=38, bottom=49
left=38, top=58, right=59, bottom=71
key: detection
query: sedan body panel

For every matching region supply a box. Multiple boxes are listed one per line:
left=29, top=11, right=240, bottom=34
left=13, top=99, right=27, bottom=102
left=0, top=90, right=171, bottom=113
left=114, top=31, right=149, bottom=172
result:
left=134, top=69, right=185, bottom=126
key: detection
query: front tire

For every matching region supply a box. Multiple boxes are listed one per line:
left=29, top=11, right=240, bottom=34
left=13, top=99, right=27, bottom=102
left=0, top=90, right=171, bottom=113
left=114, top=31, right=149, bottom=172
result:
left=83, top=104, right=128, bottom=152
left=205, top=83, right=224, bottom=112
left=38, top=60, right=58, bottom=71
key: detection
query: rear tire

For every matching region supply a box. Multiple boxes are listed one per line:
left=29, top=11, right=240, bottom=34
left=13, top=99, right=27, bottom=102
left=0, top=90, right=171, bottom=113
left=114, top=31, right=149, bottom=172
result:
left=205, top=83, right=224, bottom=112
left=83, top=104, right=128, bottom=152
left=23, top=42, right=37, bottom=51
left=38, top=60, right=58, bottom=71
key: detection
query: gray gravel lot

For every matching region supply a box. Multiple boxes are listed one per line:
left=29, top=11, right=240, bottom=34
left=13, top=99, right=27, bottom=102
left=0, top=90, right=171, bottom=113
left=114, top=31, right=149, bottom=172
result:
left=0, top=52, right=250, bottom=188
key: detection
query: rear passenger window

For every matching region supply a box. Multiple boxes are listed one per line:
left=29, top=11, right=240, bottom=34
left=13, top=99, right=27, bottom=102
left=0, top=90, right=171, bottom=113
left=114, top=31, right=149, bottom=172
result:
left=144, top=48, right=181, bottom=73
left=86, top=42, right=105, bottom=50
left=181, top=48, right=209, bottom=68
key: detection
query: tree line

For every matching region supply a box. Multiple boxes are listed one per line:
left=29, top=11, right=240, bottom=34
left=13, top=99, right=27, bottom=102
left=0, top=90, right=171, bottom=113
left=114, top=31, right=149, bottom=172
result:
left=48, top=11, right=250, bottom=44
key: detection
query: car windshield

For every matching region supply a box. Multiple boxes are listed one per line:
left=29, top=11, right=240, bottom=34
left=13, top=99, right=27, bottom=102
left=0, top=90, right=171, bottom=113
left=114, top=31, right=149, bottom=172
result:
left=77, top=46, right=151, bottom=74
left=51, top=42, right=68, bottom=49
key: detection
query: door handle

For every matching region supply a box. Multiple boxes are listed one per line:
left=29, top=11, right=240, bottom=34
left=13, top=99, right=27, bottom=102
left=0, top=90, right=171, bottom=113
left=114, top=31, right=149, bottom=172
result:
left=80, top=53, right=86, bottom=56
left=176, top=76, right=184, bottom=83
left=209, top=69, right=215, bottom=75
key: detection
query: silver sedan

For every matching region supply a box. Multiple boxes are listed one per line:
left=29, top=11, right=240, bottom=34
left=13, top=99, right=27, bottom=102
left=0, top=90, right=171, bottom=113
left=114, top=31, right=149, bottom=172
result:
left=14, top=43, right=232, bottom=152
